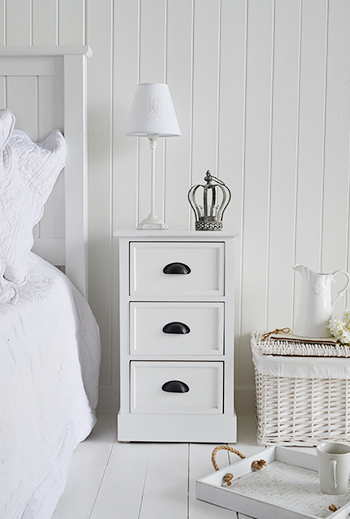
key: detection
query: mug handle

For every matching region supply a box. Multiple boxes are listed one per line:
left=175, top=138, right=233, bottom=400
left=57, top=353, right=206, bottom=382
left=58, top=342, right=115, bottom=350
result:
left=329, top=460, right=337, bottom=489
left=332, top=270, right=350, bottom=306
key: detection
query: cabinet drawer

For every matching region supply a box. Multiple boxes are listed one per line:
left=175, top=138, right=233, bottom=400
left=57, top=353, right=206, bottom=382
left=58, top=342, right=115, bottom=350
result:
left=130, top=302, right=224, bottom=355
left=130, top=361, right=223, bottom=414
left=130, top=242, right=225, bottom=297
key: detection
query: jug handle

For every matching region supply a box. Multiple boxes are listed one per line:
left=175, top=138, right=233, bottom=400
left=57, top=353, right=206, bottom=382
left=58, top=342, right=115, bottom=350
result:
left=332, top=270, right=350, bottom=306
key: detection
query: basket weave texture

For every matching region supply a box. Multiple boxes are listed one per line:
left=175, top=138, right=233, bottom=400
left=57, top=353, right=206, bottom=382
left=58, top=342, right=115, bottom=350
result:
left=251, top=331, right=350, bottom=446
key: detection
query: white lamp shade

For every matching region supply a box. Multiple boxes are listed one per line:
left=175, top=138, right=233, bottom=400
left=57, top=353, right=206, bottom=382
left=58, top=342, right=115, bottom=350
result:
left=126, top=83, right=181, bottom=137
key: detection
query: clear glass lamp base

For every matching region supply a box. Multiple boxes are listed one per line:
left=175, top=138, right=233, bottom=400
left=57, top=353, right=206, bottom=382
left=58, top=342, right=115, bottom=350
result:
left=137, top=213, right=168, bottom=230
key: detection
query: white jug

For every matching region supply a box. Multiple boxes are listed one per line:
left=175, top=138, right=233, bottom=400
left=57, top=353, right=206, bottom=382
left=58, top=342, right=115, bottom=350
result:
left=293, top=264, right=350, bottom=338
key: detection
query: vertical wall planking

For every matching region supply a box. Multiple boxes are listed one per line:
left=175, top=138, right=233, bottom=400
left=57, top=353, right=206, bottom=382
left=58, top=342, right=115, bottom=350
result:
left=218, top=0, right=247, bottom=394
left=218, top=0, right=246, bottom=238
left=0, top=0, right=6, bottom=46
left=113, top=0, right=140, bottom=230
left=33, top=0, right=58, bottom=45
left=6, top=0, right=32, bottom=46
left=111, top=0, right=140, bottom=411
left=138, top=0, right=167, bottom=228
left=294, top=0, right=328, bottom=270
left=240, top=0, right=274, bottom=387
left=321, top=0, right=350, bottom=313
left=191, top=0, right=221, bottom=183
left=86, top=0, right=114, bottom=404
left=218, top=0, right=246, bottom=234
left=165, top=0, right=193, bottom=230
left=139, top=0, right=166, bottom=83
left=293, top=0, right=329, bottom=327
left=58, top=0, right=85, bottom=45
left=267, top=0, right=300, bottom=330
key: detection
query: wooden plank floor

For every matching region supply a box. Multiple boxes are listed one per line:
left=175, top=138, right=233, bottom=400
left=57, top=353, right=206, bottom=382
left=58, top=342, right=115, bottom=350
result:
left=52, top=415, right=313, bottom=519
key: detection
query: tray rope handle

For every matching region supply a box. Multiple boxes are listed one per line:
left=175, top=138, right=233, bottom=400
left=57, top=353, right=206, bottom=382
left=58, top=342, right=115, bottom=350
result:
left=211, top=445, right=245, bottom=471
left=211, top=445, right=267, bottom=487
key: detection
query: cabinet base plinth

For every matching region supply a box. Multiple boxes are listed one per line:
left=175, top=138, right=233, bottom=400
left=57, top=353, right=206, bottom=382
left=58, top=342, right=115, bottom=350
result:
left=117, top=412, right=237, bottom=443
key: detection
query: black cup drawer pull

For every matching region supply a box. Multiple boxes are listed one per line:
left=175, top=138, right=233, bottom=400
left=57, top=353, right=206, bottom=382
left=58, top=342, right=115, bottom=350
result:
left=162, top=322, right=190, bottom=334
left=163, top=262, right=191, bottom=275
left=162, top=380, right=190, bottom=393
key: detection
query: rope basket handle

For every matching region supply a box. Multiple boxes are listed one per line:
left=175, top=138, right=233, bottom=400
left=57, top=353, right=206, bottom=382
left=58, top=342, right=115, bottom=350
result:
left=211, top=445, right=245, bottom=471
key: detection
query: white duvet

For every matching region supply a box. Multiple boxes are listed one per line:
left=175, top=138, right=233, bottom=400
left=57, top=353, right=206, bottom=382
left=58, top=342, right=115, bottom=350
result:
left=0, top=253, right=101, bottom=519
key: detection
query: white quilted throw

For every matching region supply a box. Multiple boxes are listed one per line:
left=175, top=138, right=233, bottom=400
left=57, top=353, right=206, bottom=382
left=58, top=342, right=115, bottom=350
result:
left=0, top=252, right=100, bottom=519
left=0, top=109, right=66, bottom=302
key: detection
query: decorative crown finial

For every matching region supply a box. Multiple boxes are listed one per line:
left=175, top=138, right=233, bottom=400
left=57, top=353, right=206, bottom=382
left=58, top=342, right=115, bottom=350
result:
left=188, top=171, right=231, bottom=231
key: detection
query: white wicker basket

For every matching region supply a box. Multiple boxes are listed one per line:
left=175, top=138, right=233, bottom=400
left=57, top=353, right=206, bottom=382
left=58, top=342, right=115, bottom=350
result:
left=251, top=331, right=350, bottom=446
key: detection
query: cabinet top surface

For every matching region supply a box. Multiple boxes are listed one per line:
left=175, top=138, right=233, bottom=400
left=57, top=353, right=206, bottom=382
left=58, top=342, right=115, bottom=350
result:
left=113, top=230, right=239, bottom=239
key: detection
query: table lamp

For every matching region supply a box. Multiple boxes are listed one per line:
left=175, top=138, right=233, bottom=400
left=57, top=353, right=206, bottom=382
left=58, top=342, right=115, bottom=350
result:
left=126, top=83, right=181, bottom=230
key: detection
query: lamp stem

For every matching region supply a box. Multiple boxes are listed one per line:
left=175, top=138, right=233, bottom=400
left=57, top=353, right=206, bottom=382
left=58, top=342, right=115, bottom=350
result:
left=137, top=134, right=167, bottom=229
left=148, top=134, right=158, bottom=218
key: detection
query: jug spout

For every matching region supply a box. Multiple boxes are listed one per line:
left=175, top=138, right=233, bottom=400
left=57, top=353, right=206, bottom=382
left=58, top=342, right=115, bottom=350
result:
left=293, top=264, right=305, bottom=273
left=293, top=264, right=317, bottom=287
left=293, top=264, right=314, bottom=277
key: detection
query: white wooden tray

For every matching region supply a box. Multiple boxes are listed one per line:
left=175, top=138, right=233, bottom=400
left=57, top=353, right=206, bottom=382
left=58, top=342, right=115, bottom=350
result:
left=196, top=446, right=350, bottom=519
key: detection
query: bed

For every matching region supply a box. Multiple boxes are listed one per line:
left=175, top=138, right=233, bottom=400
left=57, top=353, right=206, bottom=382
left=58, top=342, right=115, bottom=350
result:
left=0, top=47, right=101, bottom=519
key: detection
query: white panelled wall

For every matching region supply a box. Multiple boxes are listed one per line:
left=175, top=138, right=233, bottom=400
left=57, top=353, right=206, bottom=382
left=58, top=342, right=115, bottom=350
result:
left=2, top=0, right=350, bottom=415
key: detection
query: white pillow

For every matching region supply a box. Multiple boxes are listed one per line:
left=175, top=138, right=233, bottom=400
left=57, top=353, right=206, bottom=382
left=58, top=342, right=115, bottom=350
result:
left=0, top=109, right=67, bottom=303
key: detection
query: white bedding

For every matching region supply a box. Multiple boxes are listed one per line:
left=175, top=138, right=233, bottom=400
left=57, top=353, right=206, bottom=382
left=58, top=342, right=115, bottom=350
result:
left=0, top=252, right=101, bottom=519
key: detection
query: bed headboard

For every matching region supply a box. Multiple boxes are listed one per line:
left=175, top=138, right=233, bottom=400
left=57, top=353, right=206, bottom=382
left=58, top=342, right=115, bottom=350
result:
left=0, top=45, right=91, bottom=298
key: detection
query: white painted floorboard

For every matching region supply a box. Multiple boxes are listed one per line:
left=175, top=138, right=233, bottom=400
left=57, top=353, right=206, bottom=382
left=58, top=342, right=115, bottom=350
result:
left=52, top=415, right=315, bottom=519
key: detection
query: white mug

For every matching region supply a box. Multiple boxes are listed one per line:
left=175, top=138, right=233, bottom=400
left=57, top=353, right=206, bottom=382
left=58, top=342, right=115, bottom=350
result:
left=317, top=442, right=350, bottom=494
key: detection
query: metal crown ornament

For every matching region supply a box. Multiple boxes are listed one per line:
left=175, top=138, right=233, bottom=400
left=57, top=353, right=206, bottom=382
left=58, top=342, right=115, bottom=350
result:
left=188, top=171, right=231, bottom=231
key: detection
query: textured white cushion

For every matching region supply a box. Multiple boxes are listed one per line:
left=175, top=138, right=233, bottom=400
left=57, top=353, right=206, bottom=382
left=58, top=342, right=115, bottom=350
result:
left=0, top=109, right=66, bottom=303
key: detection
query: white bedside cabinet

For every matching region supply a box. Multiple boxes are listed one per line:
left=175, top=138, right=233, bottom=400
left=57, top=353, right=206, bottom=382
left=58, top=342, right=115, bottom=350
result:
left=114, top=230, right=238, bottom=442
